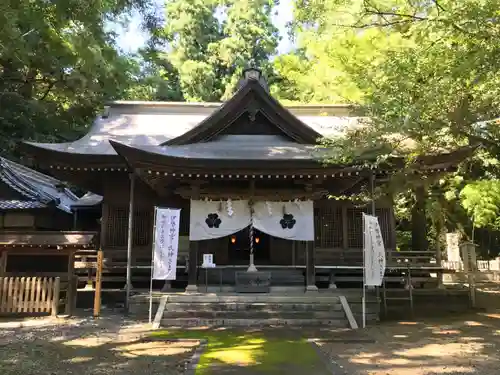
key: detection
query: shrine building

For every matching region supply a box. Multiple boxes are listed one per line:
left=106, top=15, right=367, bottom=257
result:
left=19, top=68, right=470, bottom=296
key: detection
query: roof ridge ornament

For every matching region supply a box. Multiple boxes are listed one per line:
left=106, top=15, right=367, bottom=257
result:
left=237, top=66, right=270, bottom=93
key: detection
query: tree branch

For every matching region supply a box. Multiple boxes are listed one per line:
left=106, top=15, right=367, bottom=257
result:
left=38, top=81, right=56, bottom=101
left=433, top=0, right=446, bottom=13
left=364, top=9, right=428, bottom=22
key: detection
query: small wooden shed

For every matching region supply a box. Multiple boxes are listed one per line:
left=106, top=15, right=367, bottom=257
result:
left=0, top=231, right=97, bottom=315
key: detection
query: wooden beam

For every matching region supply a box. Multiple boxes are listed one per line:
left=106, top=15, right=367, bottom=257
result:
left=174, top=186, right=327, bottom=200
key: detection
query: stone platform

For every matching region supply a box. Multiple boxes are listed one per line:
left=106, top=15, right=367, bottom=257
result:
left=128, top=288, right=380, bottom=327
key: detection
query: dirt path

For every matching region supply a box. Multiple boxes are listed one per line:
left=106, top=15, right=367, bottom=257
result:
left=4, top=311, right=500, bottom=375
left=0, top=315, right=198, bottom=375
left=317, top=311, right=500, bottom=375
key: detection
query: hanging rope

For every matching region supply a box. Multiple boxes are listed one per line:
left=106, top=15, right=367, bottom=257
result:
left=249, top=207, right=254, bottom=256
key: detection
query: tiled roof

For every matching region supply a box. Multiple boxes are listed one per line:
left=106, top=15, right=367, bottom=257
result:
left=71, top=192, right=103, bottom=207
left=0, top=200, right=46, bottom=210
left=0, top=157, right=79, bottom=213
left=22, top=102, right=363, bottom=155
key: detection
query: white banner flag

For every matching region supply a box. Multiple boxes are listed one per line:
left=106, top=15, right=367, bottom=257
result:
left=363, top=213, right=386, bottom=286
left=152, top=208, right=181, bottom=280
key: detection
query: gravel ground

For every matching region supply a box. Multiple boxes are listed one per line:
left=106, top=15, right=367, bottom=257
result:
left=4, top=308, right=500, bottom=375
left=317, top=311, right=500, bottom=375
left=0, top=314, right=199, bottom=375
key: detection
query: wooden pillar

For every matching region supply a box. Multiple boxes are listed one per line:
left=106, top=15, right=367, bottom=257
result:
left=412, top=185, right=427, bottom=252
left=369, top=172, right=376, bottom=215
left=0, top=251, right=6, bottom=276
left=125, top=173, right=136, bottom=311
left=65, top=250, right=76, bottom=315
left=186, top=186, right=199, bottom=293
left=185, top=240, right=199, bottom=292
left=305, top=241, right=318, bottom=292
left=94, top=249, right=103, bottom=317
left=72, top=210, right=78, bottom=230
left=435, top=220, right=444, bottom=288
left=0, top=250, right=7, bottom=276
left=341, top=205, right=348, bottom=250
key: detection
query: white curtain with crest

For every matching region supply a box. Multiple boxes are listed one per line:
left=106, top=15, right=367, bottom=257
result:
left=252, top=200, right=314, bottom=241
left=189, top=199, right=251, bottom=241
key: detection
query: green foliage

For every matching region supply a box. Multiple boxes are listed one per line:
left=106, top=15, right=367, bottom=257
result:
left=460, top=180, right=500, bottom=230
left=275, top=0, right=500, bottom=251
left=152, top=0, right=280, bottom=102
left=0, top=0, right=156, bottom=158
left=288, top=0, right=500, bottom=159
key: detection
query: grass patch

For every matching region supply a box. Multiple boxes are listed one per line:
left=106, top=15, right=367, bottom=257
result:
left=150, top=328, right=321, bottom=374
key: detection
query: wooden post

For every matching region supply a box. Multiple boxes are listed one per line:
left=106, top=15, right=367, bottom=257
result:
left=0, top=251, right=7, bottom=277
left=125, top=173, right=136, bottom=311
left=305, top=241, right=318, bottom=292
left=65, top=251, right=76, bottom=315
left=52, top=277, right=61, bottom=317
left=460, top=242, right=477, bottom=308
left=436, top=224, right=444, bottom=289
left=186, top=241, right=199, bottom=292
left=341, top=205, right=348, bottom=250
left=93, top=249, right=103, bottom=318
left=369, top=172, right=376, bottom=215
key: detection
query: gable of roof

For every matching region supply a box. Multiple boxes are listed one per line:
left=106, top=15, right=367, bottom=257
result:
left=164, top=78, right=323, bottom=145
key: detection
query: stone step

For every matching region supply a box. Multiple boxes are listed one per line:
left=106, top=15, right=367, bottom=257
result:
left=161, top=310, right=347, bottom=320
left=164, top=302, right=345, bottom=312
left=132, top=304, right=379, bottom=319
left=197, top=269, right=305, bottom=285
left=160, top=317, right=350, bottom=327
left=160, top=294, right=371, bottom=303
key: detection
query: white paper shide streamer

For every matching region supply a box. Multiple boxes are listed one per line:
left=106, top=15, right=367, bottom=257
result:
left=227, top=198, right=234, bottom=217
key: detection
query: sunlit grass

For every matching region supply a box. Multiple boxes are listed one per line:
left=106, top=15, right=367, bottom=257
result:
left=150, top=329, right=319, bottom=374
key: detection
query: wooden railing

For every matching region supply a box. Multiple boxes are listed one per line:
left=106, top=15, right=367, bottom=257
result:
left=0, top=277, right=60, bottom=316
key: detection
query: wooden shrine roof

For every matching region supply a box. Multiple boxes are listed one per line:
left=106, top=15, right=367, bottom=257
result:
left=112, top=135, right=323, bottom=162
left=0, top=231, right=98, bottom=248
left=20, top=85, right=362, bottom=157
left=111, top=135, right=475, bottom=174
left=18, top=68, right=475, bottom=182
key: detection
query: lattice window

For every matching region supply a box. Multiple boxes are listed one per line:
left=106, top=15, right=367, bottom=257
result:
left=345, top=207, right=393, bottom=249
left=104, top=205, right=153, bottom=247
left=314, top=204, right=343, bottom=248
left=134, top=209, right=152, bottom=246
left=347, top=207, right=365, bottom=248
left=105, top=206, right=128, bottom=247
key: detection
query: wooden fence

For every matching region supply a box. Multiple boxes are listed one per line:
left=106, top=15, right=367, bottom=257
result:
left=442, top=259, right=500, bottom=272
left=0, top=277, right=60, bottom=316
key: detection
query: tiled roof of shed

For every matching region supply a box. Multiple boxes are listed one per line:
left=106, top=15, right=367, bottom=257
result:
left=0, top=200, right=47, bottom=210
left=0, top=157, right=86, bottom=213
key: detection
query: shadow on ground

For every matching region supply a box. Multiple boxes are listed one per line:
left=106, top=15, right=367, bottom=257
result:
left=316, top=311, right=500, bottom=375
left=0, top=315, right=196, bottom=375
